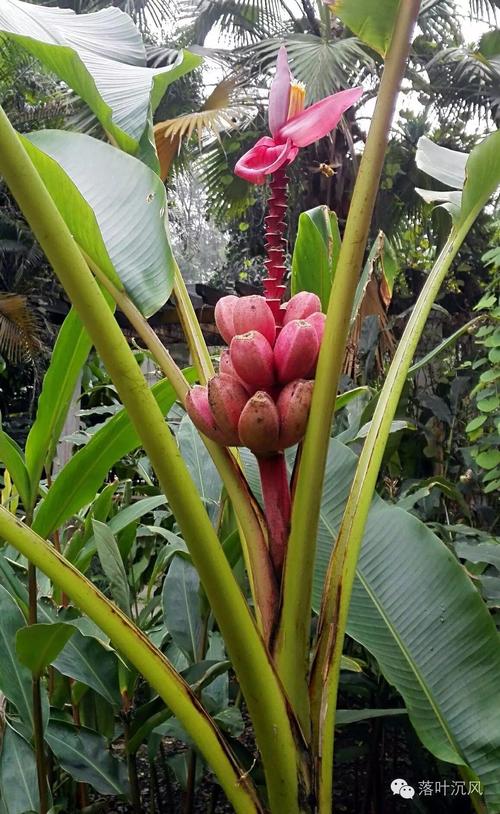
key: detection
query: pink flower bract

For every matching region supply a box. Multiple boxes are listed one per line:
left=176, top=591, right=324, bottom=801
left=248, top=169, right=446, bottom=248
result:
left=234, top=46, right=363, bottom=185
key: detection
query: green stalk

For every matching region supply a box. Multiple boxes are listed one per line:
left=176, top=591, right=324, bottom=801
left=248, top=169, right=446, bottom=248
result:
left=0, top=508, right=260, bottom=814
left=172, top=261, right=214, bottom=384
left=29, top=562, right=48, bottom=814
left=273, top=0, right=421, bottom=731
left=0, top=106, right=302, bottom=813
left=87, top=259, right=192, bottom=401
left=311, top=222, right=473, bottom=812
left=25, top=505, right=48, bottom=814
left=89, top=264, right=278, bottom=640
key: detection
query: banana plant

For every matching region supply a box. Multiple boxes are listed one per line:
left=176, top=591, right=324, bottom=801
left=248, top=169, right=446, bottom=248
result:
left=0, top=0, right=499, bottom=812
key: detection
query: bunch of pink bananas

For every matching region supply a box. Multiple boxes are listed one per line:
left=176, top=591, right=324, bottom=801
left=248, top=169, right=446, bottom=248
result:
left=186, top=291, right=325, bottom=455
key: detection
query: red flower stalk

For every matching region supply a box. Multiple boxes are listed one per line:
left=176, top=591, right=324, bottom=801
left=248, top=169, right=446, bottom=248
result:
left=234, top=46, right=363, bottom=319
left=257, top=453, right=291, bottom=575
left=187, top=48, right=363, bottom=576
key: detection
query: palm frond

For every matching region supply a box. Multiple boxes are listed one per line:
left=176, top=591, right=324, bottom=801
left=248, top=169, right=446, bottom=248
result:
left=0, top=37, right=70, bottom=130
left=424, top=44, right=500, bottom=121
left=196, top=137, right=259, bottom=222
left=154, top=77, right=253, bottom=179
left=184, top=0, right=291, bottom=46
left=156, top=79, right=247, bottom=142
left=247, top=34, right=373, bottom=103
left=468, top=0, right=498, bottom=22
left=419, top=0, right=461, bottom=45
left=0, top=294, right=42, bottom=366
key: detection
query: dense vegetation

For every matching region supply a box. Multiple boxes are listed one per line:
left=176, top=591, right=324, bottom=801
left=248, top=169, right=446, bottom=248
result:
left=0, top=1, right=498, bottom=812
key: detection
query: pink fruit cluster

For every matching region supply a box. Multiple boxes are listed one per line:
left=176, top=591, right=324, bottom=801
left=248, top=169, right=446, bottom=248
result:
left=186, top=291, right=325, bottom=455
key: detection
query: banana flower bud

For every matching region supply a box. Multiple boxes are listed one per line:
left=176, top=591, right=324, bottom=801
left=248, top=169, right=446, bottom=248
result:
left=214, top=295, right=238, bottom=344
left=186, top=386, right=230, bottom=445
left=277, top=379, right=314, bottom=449
left=273, top=319, right=319, bottom=383
left=238, top=391, right=280, bottom=454
left=230, top=331, right=275, bottom=390
left=208, top=374, right=248, bottom=445
left=233, top=295, right=276, bottom=346
left=283, top=291, right=321, bottom=324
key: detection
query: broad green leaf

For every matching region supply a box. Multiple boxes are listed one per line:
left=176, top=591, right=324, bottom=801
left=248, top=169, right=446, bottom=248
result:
left=350, top=230, right=389, bottom=324
left=147, top=530, right=188, bottom=596
left=0, top=553, right=28, bottom=618
left=476, top=450, right=500, bottom=470
left=332, top=0, right=399, bottom=57
left=0, top=430, right=30, bottom=510
left=415, top=132, right=500, bottom=228
left=0, top=585, right=34, bottom=729
left=466, top=415, right=488, bottom=433
left=127, top=659, right=230, bottom=752
left=459, top=130, right=500, bottom=229
left=23, top=131, right=174, bottom=317
left=32, top=373, right=195, bottom=539
left=25, top=308, right=92, bottom=492
left=162, top=555, right=204, bottom=662
left=380, top=234, right=398, bottom=300
left=291, top=205, right=340, bottom=311
left=46, top=719, right=129, bottom=796
left=56, top=610, right=111, bottom=647
left=73, top=495, right=168, bottom=572
left=0, top=555, right=110, bottom=648
left=336, top=708, right=406, bottom=725
left=455, top=542, right=500, bottom=571
left=53, top=630, right=120, bottom=706
left=177, top=415, right=222, bottom=513
left=336, top=387, right=370, bottom=412
left=214, top=706, right=244, bottom=736
left=340, top=655, right=362, bottom=672
left=93, top=520, right=131, bottom=615
left=416, top=136, right=468, bottom=190
left=203, top=632, right=229, bottom=714
left=0, top=724, right=38, bottom=814
left=313, top=440, right=500, bottom=807
left=0, top=0, right=200, bottom=167
left=16, top=623, right=75, bottom=678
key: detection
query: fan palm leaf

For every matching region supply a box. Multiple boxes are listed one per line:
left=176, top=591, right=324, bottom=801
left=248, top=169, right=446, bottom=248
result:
left=184, top=0, right=296, bottom=45
left=425, top=43, right=500, bottom=121
left=0, top=294, right=41, bottom=366
left=248, top=34, right=373, bottom=102
left=154, top=77, right=252, bottom=179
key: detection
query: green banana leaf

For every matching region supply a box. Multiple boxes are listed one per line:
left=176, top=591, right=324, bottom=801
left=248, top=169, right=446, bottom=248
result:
left=25, top=308, right=92, bottom=494
left=22, top=131, right=174, bottom=317
left=46, top=719, right=129, bottom=795
left=0, top=724, right=39, bottom=814
left=0, top=430, right=31, bottom=511
left=32, top=373, right=195, bottom=539
left=313, top=439, right=500, bottom=809
left=0, top=0, right=200, bottom=168
left=291, top=205, right=341, bottom=311
left=332, top=0, right=399, bottom=57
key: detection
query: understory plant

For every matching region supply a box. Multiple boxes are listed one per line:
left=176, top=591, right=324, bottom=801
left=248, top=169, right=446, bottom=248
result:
left=0, top=0, right=499, bottom=812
